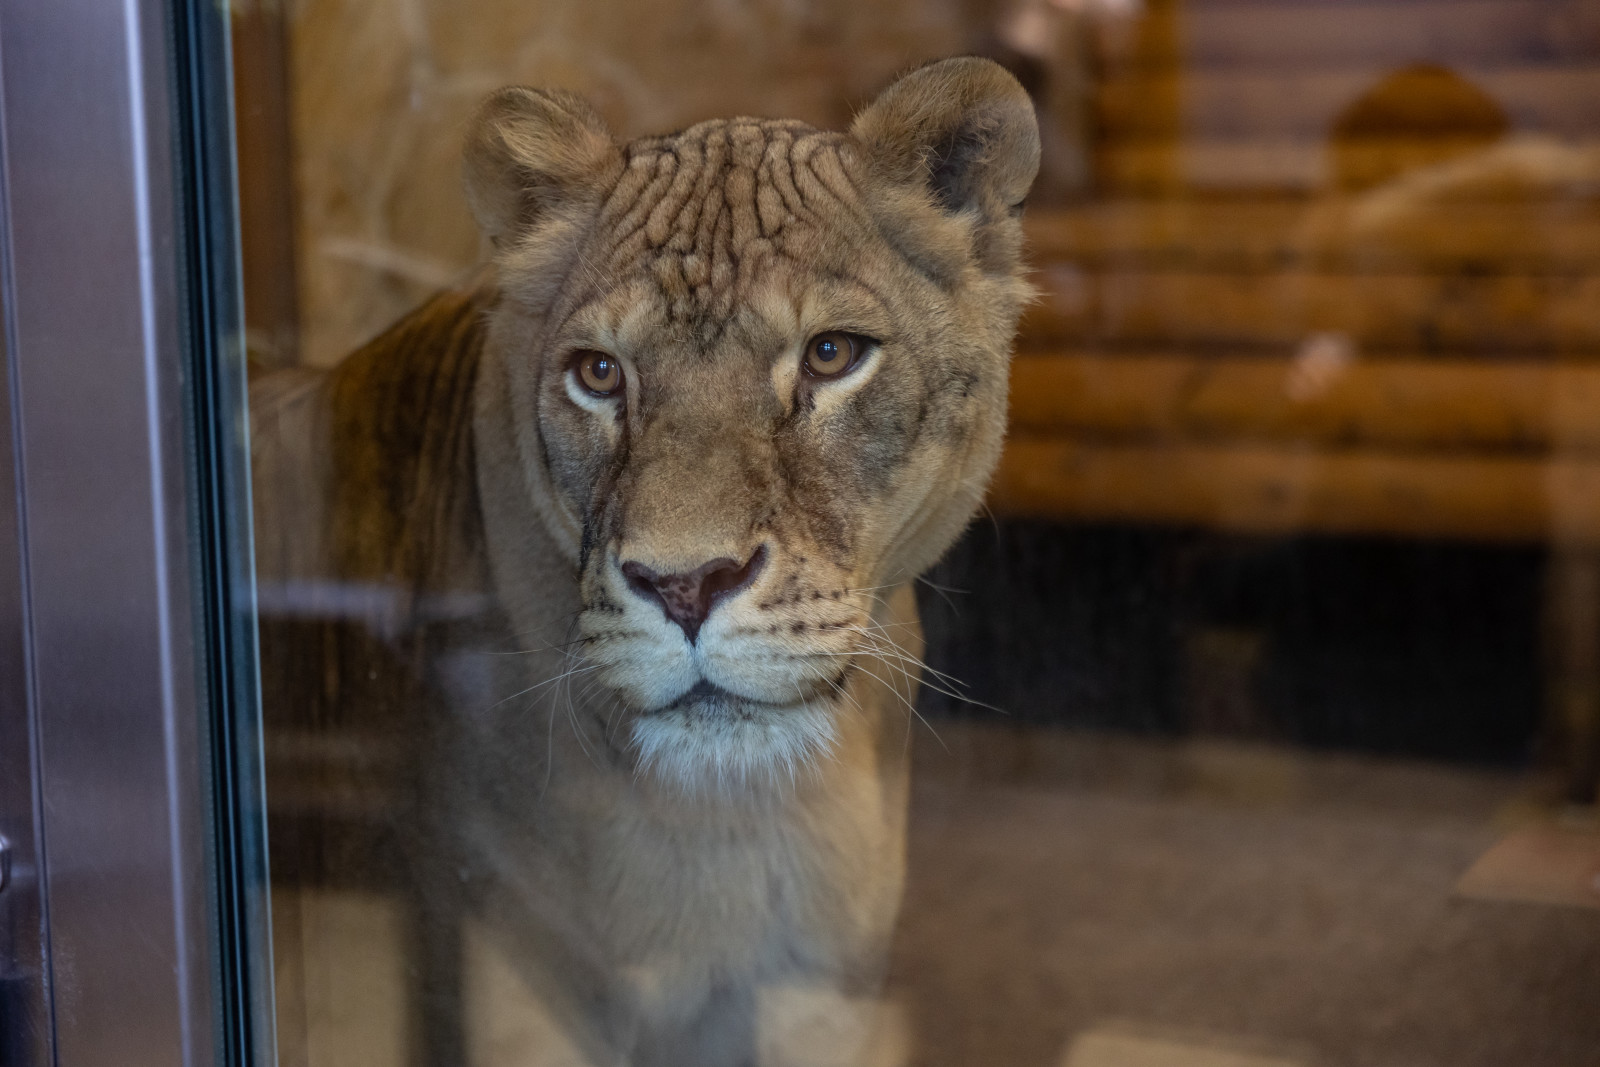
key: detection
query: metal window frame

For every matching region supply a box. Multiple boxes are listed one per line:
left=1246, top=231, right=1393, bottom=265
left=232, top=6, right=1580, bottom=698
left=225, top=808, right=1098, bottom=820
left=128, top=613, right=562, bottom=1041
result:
left=0, top=0, right=271, bottom=1064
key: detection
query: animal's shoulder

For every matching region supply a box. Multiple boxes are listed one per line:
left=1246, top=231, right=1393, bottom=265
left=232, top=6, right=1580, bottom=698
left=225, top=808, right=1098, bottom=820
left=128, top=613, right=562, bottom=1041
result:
left=252, top=284, right=494, bottom=591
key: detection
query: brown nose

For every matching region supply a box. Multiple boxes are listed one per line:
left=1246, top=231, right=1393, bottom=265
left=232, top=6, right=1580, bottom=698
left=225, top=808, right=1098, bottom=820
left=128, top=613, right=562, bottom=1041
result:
left=620, top=546, right=767, bottom=644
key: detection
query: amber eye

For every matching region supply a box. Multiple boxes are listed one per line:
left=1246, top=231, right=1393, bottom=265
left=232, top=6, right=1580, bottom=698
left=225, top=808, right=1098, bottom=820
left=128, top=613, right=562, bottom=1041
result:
left=573, top=350, right=624, bottom=396
left=803, top=332, right=863, bottom=379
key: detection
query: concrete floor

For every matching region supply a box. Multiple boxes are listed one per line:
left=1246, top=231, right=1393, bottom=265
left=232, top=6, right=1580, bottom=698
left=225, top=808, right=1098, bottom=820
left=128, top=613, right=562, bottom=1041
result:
left=891, top=724, right=1600, bottom=1067
left=271, top=725, right=1600, bottom=1066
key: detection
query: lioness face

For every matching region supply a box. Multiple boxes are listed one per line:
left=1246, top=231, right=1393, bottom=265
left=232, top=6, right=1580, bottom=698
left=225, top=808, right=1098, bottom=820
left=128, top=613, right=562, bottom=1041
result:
left=467, top=61, right=1039, bottom=785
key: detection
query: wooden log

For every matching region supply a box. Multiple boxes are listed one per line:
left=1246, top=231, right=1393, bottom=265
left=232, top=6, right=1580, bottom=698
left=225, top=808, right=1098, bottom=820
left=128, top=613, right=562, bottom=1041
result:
left=1024, top=202, right=1600, bottom=273
left=1096, top=136, right=1600, bottom=193
left=988, top=438, right=1600, bottom=543
left=1098, top=67, right=1600, bottom=140
left=1021, top=267, right=1600, bottom=354
left=1137, top=0, right=1600, bottom=70
left=1104, top=0, right=1184, bottom=193
left=1095, top=138, right=1412, bottom=193
left=1007, top=352, right=1600, bottom=453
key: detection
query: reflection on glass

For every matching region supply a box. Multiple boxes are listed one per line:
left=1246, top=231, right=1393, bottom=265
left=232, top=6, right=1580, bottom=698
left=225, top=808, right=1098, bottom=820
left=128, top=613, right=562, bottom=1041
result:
left=236, top=0, right=1600, bottom=1064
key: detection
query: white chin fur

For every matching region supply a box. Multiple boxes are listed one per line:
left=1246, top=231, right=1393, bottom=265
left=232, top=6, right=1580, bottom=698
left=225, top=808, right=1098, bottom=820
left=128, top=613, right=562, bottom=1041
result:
left=630, top=700, right=838, bottom=793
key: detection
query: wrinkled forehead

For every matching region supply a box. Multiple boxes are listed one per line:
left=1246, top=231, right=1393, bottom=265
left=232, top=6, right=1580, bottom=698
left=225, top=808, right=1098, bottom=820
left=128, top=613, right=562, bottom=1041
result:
left=562, top=118, right=878, bottom=344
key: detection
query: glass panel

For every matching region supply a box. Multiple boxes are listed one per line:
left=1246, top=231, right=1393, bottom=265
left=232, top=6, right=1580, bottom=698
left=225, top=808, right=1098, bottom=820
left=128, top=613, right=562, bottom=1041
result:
left=232, top=1, right=1600, bottom=1064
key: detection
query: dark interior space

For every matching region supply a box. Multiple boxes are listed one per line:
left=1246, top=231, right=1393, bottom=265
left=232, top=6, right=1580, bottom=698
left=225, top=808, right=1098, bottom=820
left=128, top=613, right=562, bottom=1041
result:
left=919, top=520, right=1546, bottom=767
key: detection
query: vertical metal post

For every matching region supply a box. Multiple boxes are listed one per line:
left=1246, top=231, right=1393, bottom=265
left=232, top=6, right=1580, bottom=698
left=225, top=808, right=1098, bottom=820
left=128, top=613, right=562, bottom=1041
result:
left=0, top=0, right=256, bottom=1062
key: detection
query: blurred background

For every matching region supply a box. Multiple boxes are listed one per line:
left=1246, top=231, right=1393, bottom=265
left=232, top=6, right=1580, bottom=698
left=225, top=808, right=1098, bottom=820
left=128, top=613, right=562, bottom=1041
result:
left=234, top=0, right=1600, bottom=1064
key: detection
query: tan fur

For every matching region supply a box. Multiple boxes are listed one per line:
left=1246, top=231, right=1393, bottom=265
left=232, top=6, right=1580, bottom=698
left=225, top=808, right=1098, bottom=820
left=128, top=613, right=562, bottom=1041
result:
left=255, top=58, right=1037, bottom=1065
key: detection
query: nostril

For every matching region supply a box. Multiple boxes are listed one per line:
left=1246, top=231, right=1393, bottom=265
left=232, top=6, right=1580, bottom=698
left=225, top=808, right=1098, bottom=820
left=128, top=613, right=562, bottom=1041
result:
left=703, top=544, right=767, bottom=608
left=621, top=560, right=662, bottom=604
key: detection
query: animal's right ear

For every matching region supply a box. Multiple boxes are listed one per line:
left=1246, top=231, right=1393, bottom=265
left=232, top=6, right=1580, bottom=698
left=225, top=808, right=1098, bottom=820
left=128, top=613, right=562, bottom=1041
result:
left=850, top=58, right=1039, bottom=281
left=463, top=87, right=620, bottom=246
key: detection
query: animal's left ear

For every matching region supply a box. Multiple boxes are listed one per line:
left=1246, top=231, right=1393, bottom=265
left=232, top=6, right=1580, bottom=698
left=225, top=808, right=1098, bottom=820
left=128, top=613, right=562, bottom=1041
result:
left=463, top=86, right=621, bottom=248
left=851, top=57, right=1040, bottom=275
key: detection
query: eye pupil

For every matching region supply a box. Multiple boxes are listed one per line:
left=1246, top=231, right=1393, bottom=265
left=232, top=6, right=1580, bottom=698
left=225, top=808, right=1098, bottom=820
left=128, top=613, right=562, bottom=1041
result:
left=805, top=332, right=859, bottom=377
left=575, top=351, right=623, bottom=396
